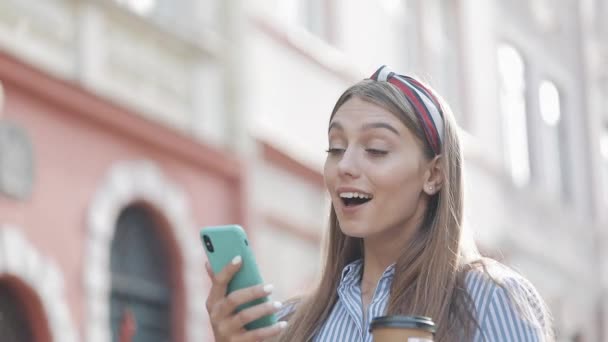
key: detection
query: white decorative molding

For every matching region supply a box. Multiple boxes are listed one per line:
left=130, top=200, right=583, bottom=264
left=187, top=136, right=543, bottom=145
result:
left=0, top=0, right=77, bottom=77
left=85, top=160, right=206, bottom=342
left=0, top=226, right=79, bottom=342
left=0, top=0, right=224, bottom=148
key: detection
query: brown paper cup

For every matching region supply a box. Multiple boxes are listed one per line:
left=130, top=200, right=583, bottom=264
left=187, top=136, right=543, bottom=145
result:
left=369, top=316, right=436, bottom=342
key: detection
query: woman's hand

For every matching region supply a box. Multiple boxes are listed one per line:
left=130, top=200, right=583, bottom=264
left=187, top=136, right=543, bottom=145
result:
left=205, top=256, right=287, bottom=342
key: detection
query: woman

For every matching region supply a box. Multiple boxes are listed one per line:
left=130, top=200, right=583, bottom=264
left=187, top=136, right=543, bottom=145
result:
left=205, top=66, right=554, bottom=341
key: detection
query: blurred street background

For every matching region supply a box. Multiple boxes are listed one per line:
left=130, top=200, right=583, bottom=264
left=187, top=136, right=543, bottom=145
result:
left=0, top=0, right=607, bottom=341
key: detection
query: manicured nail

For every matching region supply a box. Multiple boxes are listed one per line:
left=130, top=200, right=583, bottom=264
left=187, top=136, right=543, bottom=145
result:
left=277, top=321, right=287, bottom=329
left=263, top=284, right=274, bottom=293
left=272, top=301, right=283, bottom=309
left=231, top=256, right=242, bottom=265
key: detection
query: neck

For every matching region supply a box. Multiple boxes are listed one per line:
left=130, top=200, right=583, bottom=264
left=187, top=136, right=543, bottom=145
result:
left=360, top=200, right=427, bottom=293
left=360, top=227, right=414, bottom=292
left=360, top=249, right=391, bottom=296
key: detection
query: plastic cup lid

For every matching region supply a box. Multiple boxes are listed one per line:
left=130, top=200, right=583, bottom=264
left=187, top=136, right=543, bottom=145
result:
left=369, top=315, right=436, bottom=334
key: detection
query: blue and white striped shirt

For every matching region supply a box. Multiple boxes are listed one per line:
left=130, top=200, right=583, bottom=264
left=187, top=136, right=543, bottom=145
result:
left=282, top=259, right=550, bottom=341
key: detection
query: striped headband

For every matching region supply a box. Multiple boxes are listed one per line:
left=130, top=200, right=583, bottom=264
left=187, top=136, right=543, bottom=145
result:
left=370, top=65, right=444, bottom=155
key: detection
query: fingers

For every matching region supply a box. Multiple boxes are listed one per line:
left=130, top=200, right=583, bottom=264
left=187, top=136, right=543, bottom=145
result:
left=206, top=256, right=243, bottom=311
left=217, top=299, right=282, bottom=335
left=231, top=321, right=288, bottom=342
left=213, top=283, right=274, bottom=320
left=215, top=256, right=242, bottom=287
left=204, top=256, right=287, bottom=341
left=205, top=261, right=213, bottom=278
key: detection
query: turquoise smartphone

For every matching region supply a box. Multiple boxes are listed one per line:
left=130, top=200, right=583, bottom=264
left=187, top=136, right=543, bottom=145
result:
left=200, top=224, right=277, bottom=330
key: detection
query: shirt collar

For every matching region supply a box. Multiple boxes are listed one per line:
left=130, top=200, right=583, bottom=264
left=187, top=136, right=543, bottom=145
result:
left=383, top=263, right=396, bottom=279
left=340, top=259, right=363, bottom=287
left=339, top=259, right=396, bottom=287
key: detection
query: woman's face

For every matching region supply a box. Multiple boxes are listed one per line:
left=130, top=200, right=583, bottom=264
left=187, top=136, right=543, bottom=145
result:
left=324, top=97, right=432, bottom=240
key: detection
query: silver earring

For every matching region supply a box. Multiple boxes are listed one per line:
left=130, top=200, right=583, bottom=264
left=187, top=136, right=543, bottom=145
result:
left=428, top=186, right=433, bottom=192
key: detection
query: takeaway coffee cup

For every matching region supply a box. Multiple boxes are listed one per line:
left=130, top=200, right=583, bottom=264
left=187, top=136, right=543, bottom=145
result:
left=369, top=315, right=436, bottom=342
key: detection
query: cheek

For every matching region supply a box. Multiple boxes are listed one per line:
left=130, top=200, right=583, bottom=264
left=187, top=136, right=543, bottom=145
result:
left=384, top=174, right=422, bottom=203
left=376, top=172, right=423, bottom=225
left=369, top=157, right=422, bottom=189
left=323, top=159, right=336, bottom=188
left=370, top=159, right=424, bottom=205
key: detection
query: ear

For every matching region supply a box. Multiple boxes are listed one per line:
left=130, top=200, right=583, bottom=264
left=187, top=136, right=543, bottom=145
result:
left=423, top=155, right=443, bottom=195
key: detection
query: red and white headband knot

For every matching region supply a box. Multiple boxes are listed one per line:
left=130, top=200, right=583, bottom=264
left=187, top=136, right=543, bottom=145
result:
left=370, top=65, right=444, bottom=155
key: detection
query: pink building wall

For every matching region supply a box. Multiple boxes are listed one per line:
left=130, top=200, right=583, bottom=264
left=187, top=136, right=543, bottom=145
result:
left=0, top=51, right=245, bottom=341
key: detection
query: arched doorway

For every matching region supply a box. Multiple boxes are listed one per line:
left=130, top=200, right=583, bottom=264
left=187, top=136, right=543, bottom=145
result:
left=0, top=227, right=77, bottom=342
left=0, top=279, right=35, bottom=342
left=0, top=276, right=52, bottom=342
left=110, top=205, right=172, bottom=342
left=85, top=160, right=206, bottom=341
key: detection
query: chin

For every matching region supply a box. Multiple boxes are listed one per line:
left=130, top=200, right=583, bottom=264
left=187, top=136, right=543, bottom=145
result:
left=338, top=223, right=371, bottom=239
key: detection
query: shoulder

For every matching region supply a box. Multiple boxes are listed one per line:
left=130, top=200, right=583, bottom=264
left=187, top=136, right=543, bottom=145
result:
left=463, top=260, right=553, bottom=341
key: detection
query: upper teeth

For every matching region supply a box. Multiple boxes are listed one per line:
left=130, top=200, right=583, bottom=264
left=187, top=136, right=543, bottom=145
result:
left=339, top=192, right=371, bottom=199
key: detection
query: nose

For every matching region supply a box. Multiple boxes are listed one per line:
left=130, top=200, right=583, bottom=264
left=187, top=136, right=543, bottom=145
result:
left=337, top=147, right=360, bottom=179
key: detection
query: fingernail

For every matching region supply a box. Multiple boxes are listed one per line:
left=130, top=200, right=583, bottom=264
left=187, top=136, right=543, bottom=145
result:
left=272, top=301, right=283, bottom=309
left=263, top=284, right=274, bottom=293
left=231, top=256, right=242, bottom=265
left=277, top=321, right=287, bottom=329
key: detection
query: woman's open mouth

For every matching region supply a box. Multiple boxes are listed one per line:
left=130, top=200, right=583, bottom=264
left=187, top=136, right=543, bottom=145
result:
left=339, top=191, right=373, bottom=208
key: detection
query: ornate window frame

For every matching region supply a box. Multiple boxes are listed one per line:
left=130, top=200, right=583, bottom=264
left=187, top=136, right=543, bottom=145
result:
left=0, top=226, right=78, bottom=342
left=84, top=160, right=206, bottom=342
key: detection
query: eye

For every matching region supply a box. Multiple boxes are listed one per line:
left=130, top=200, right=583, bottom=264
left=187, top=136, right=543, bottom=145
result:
left=326, top=147, right=345, bottom=156
left=366, top=148, right=388, bottom=156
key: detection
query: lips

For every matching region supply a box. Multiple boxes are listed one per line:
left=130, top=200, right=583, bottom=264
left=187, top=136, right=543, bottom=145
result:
left=337, top=188, right=373, bottom=209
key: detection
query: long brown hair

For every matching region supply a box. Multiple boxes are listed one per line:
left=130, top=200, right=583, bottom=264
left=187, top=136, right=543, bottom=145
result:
left=274, top=79, right=545, bottom=341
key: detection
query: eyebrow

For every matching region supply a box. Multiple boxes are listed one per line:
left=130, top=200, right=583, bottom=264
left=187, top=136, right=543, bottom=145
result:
left=328, top=121, right=344, bottom=133
left=362, top=122, right=400, bottom=136
left=328, top=121, right=400, bottom=136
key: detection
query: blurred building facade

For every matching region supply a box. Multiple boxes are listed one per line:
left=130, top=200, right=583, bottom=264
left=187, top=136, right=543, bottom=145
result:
left=0, top=1, right=244, bottom=341
left=243, top=1, right=608, bottom=341
left=0, top=0, right=607, bottom=342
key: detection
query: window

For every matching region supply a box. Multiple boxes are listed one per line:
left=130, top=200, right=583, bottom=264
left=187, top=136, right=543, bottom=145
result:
left=110, top=205, right=172, bottom=342
left=114, top=0, right=157, bottom=16
left=601, top=123, right=608, bottom=205
left=537, top=80, right=568, bottom=199
left=539, top=81, right=560, bottom=126
left=0, top=281, right=33, bottom=342
left=380, top=0, right=405, bottom=14
left=438, top=0, right=465, bottom=124
left=497, top=44, right=531, bottom=187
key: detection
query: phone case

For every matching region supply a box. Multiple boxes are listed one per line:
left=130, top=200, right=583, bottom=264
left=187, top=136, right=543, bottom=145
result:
left=200, top=225, right=277, bottom=330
